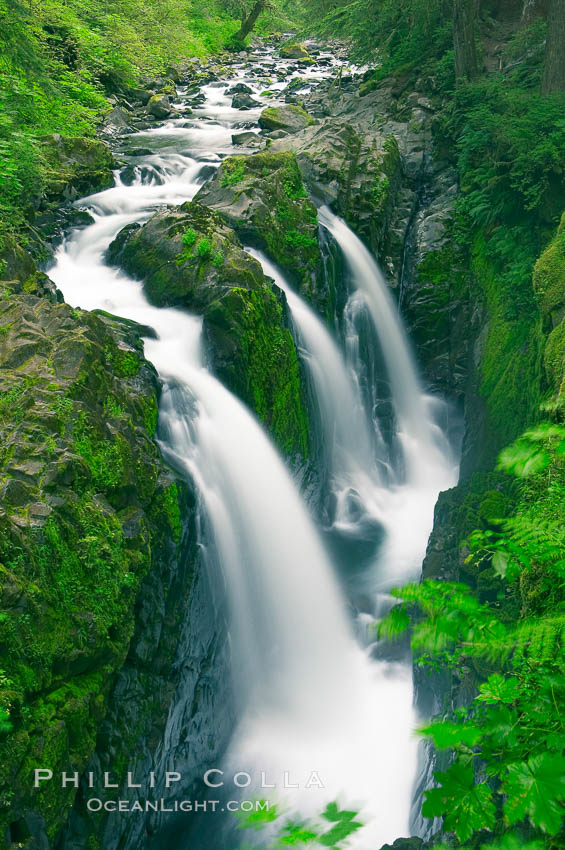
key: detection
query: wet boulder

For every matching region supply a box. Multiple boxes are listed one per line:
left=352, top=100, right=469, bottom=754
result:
left=280, top=42, right=313, bottom=61
left=232, top=131, right=264, bottom=148
left=227, top=82, right=253, bottom=95
left=232, top=93, right=262, bottom=110
left=127, top=86, right=154, bottom=105
left=258, top=104, right=316, bottom=134
left=39, top=134, right=115, bottom=203
left=108, top=201, right=310, bottom=459
left=147, top=93, right=173, bottom=119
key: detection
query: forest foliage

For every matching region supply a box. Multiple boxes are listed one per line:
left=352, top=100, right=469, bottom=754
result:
left=379, top=425, right=565, bottom=849
left=0, top=0, right=297, bottom=244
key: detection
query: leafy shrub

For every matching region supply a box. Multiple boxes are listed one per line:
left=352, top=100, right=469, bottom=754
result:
left=380, top=424, right=565, bottom=847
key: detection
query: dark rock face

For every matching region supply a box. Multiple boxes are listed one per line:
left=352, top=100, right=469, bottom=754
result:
left=108, top=201, right=311, bottom=460
left=269, top=121, right=402, bottom=267
left=58, top=502, right=234, bottom=850
left=379, top=838, right=430, bottom=850
left=0, top=272, right=186, bottom=845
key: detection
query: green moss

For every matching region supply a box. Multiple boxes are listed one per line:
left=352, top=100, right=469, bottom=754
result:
left=221, top=157, right=246, bottom=187
left=182, top=227, right=197, bottom=249
left=224, top=151, right=320, bottom=296
left=197, top=237, right=213, bottom=260
left=154, top=482, right=182, bottom=543
left=472, top=234, right=545, bottom=465
left=544, top=319, right=565, bottom=401
left=109, top=348, right=140, bottom=378
left=259, top=105, right=315, bottom=131
left=0, top=294, right=182, bottom=840
left=205, top=286, right=310, bottom=458
left=532, top=212, right=565, bottom=321
left=340, top=134, right=401, bottom=251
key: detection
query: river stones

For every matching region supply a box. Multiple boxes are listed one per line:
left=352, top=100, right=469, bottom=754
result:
left=258, top=104, right=316, bottom=133
left=227, top=82, right=253, bottom=95
left=127, top=86, right=154, bottom=105
left=232, top=131, right=264, bottom=147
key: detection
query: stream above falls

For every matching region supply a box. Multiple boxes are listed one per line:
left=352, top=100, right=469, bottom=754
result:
left=48, top=42, right=459, bottom=850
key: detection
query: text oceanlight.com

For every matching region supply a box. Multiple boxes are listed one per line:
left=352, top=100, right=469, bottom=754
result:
left=85, top=799, right=271, bottom=814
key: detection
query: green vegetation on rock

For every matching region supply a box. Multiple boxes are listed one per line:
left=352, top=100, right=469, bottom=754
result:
left=110, top=199, right=311, bottom=459
left=196, top=151, right=323, bottom=307
left=258, top=104, right=316, bottom=133
left=0, top=279, right=184, bottom=841
left=381, top=424, right=565, bottom=849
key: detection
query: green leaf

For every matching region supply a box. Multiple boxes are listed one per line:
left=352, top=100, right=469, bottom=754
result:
left=423, top=761, right=495, bottom=842
left=503, top=753, right=565, bottom=834
left=477, top=674, right=520, bottom=704
left=419, top=720, right=483, bottom=750
left=278, top=822, right=319, bottom=845
left=497, top=442, right=550, bottom=477
left=492, top=550, right=509, bottom=577
left=377, top=604, right=410, bottom=639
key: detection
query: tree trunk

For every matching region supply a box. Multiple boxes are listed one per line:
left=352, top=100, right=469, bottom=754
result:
left=542, top=0, right=565, bottom=92
left=453, top=0, right=480, bottom=80
left=236, top=0, right=266, bottom=41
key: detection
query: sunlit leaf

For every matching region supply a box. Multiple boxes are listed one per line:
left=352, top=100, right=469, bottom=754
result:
left=503, top=754, right=565, bottom=834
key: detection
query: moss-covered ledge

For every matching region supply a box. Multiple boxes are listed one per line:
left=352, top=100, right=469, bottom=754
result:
left=108, top=201, right=311, bottom=460
left=535, top=211, right=565, bottom=406
left=0, top=280, right=184, bottom=845
left=194, top=151, right=326, bottom=312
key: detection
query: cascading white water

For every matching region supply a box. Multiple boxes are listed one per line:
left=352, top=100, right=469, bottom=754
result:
left=50, top=179, right=420, bottom=850
left=246, top=248, right=390, bottom=524
left=318, top=207, right=452, bottom=487
left=46, top=45, right=458, bottom=850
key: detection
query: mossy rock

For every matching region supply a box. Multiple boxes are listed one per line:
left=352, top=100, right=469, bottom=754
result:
left=269, top=121, right=402, bottom=259
left=108, top=201, right=265, bottom=311
left=279, top=42, right=312, bottom=61
left=0, top=284, right=184, bottom=841
left=258, top=105, right=316, bottom=134
left=109, top=201, right=311, bottom=459
left=195, top=151, right=327, bottom=313
left=39, top=134, right=115, bottom=203
left=533, top=211, right=565, bottom=326
left=544, top=318, right=565, bottom=402
left=205, top=287, right=310, bottom=458
left=471, top=233, right=545, bottom=467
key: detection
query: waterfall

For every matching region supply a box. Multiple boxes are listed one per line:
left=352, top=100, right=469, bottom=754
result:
left=318, top=207, right=452, bottom=486
left=246, top=248, right=389, bottom=525
left=47, top=45, right=459, bottom=850
left=49, top=174, right=420, bottom=850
